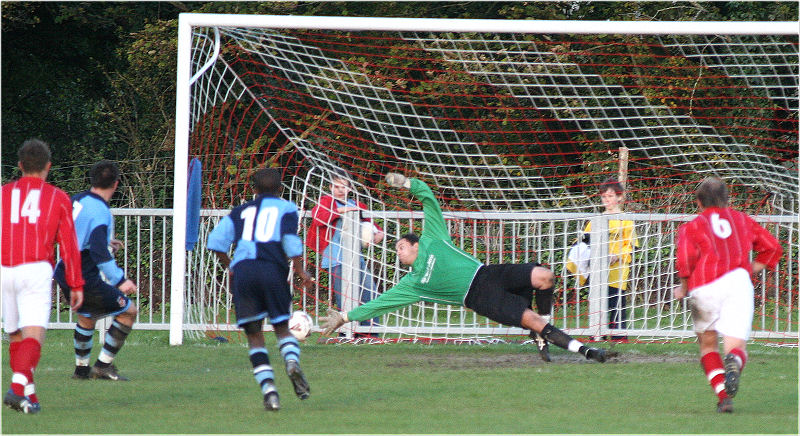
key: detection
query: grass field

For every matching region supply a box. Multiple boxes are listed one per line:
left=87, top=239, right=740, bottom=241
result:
left=2, top=330, right=797, bottom=434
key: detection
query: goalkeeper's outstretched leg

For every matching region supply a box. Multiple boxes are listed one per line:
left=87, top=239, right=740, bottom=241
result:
left=529, top=287, right=554, bottom=362
left=521, top=310, right=607, bottom=363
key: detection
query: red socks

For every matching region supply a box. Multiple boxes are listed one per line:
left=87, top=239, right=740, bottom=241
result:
left=729, top=347, right=747, bottom=371
left=701, top=351, right=728, bottom=401
left=9, top=338, right=41, bottom=399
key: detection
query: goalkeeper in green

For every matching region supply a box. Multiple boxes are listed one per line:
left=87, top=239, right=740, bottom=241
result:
left=321, top=173, right=608, bottom=363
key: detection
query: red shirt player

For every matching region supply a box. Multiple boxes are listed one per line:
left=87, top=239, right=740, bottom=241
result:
left=674, top=177, right=782, bottom=414
left=1, top=139, right=84, bottom=414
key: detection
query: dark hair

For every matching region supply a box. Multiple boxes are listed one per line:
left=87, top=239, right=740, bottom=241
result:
left=18, top=138, right=51, bottom=173
left=253, top=168, right=281, bottom=195
left=598, top=177, right=624, bottom=195
left=329, top=168, right=350, bottom=184
left=399, top=233, right=419, bottom=244
left=695, top=177, right=729, bottom=208
left=90, top=160, right=120, bottom=189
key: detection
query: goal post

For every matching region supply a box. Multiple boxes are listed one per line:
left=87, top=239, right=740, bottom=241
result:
left=171, top=14, right=798, bottom=345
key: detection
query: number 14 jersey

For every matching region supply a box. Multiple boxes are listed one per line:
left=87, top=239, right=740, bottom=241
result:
left=676, top=206, right=782, bottom=292
left=1, top=176, right=84, bottom=290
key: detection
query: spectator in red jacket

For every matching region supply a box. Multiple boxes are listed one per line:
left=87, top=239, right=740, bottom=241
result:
left=307, top=170, right=383, bottom=333
left=674, top=177, right=782, bottom=414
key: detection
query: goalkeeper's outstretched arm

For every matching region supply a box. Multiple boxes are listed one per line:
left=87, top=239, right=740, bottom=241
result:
left=385, top=173, right=450, bottom=241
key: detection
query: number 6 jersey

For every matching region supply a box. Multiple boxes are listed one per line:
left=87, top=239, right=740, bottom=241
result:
left=676, top=206, right=782, bottom=292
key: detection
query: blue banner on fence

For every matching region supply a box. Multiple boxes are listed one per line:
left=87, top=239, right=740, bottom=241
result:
left=186, top=158, right=202, bottom=251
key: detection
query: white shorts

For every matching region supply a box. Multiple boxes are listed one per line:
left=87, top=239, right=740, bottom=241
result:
left=688, top=267, right=754, bottom=340
left=1, top=261, right=54, bottom=333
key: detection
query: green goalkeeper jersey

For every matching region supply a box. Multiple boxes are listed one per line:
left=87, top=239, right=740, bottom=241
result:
left=347, top=178, right=483, bottom=322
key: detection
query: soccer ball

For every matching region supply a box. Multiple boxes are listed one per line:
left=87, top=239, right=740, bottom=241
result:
left=288, top=311, right=313, bottom=341
left=360, top=221, right=376, bottom=248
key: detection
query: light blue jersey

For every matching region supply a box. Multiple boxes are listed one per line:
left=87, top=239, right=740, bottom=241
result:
left=207, top=194, right=303, bottom=269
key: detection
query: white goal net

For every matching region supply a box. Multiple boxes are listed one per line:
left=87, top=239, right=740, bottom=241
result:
left=170, top=15, right=798, bottom=345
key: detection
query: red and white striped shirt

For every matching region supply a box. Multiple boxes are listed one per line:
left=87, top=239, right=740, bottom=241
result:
left=2, top=176, right=84, bottom=292
left=676, top=207, right=782, bottom=292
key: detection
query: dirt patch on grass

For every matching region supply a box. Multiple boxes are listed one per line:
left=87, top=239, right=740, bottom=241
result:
left=386, top=349, right=695, bottom=370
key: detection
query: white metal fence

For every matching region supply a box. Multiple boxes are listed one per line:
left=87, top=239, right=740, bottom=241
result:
left=41, top=208, right=797, bottom=344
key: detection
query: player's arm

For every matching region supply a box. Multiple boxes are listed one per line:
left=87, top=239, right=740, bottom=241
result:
left=749, top=217, right=783, bottom=275
left=386, top=173, right=450, bottom=241
left=280, top=208, right=314, bottom=289
left=673, top=224, right=697, bottom=298
left=674, top=223, right=698, bottom=280
left=56, top=193, right=85, bottom=310
left=207, top=215, right=235, bottom=269
left=86, top=223, right=130, bottom=289
left=320, top=277, right=422, bottom=334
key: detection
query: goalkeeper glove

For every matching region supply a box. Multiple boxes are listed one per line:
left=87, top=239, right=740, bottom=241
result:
left=319, top=309, right=348, bottom=335
left=385, top=172, right=411, bottom=189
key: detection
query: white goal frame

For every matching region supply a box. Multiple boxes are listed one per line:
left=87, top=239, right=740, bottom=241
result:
left=171, top=14, right=797, bottom=345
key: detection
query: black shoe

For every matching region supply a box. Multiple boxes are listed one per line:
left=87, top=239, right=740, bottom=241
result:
left=717, top=397, right=733, bottom=413
left=529, top=331, right=551, bottom=362
left=72, top=366, right=91, bottom=380
left=90, top=364, right=129, bottom=381
left=585, top=348, right=607, bottom=363
left=286, top=360, right=310, bottom=400
left=3, top=390, right=38, bottom=414
left=263, top=385, right=280, bottom=411
left=723, top=353, right=741, bottom=398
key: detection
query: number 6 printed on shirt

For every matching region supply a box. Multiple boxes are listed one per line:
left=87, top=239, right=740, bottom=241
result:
left=710, top=213, right=732, bottom=239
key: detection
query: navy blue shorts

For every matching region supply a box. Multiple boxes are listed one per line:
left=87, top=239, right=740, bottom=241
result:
left=231, top=260, right=292, bottom=326
left=463, top=263, right=539, bottom=328
left=54, top=264, right=131, bottom=320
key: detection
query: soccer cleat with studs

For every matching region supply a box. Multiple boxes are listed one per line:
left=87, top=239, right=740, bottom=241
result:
left=72, top=366, right=91, bottom=380
left=263, top=384, right=280, bottom=411
left=716, top=397, right=733, bottom=413
left=585, top=348, right=607, bottom=363
left=529, top=331, right=551, bottom=362
left=90, top=364, right=129, bottom=381
left=723, top=353, right=741, bottom=398
left=4, top=389, right=39, bottom=414
left=286, top=360, right=310, bottom=400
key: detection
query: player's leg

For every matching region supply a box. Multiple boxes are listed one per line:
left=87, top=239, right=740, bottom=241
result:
left=4, top=262, right=52, bottom=414
left=716, top=268, right=754, bottom=400
left=264, top=269, right=310, bottom=401
left=689, top=278, right=733, bottom=412
left=697, top=330, right=733, bottom=413
left=72, top=315, right=97, bottom=379
left=465, top=264, right=607, bottom=363
left=234, top=260, right=281, bottom=410
left=274, top=322, right=310, bottom=400
left=529, top=266, right=554, bottom=361
left=242, top=320, right=280, bottom=411
left=89, top=282, right=136, bottom=381
left=520, top=310, right=607, bottom=362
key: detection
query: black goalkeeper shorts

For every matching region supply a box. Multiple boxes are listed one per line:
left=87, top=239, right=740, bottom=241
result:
left=464, top=263, right=540, bottom=328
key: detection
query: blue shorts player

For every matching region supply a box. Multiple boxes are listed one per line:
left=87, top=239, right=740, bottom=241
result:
left=207, top=168, right=314, bottom=411
left=54, top=160, right=139, bottom=381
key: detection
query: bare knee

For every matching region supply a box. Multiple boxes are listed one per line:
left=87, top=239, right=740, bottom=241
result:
left=531, top=266, right=555, bottom=290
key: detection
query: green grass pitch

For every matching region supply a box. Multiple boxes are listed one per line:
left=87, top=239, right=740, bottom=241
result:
left=2, top=330, right=797, bottom=434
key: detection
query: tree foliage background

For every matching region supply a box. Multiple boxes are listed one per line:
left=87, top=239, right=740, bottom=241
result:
left=2, top=1, right=797, bottom=207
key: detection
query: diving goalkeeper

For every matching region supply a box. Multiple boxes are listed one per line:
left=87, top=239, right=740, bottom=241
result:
left=321, top=173, right=608, bottom=363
